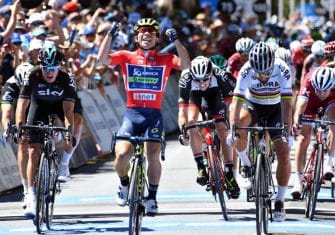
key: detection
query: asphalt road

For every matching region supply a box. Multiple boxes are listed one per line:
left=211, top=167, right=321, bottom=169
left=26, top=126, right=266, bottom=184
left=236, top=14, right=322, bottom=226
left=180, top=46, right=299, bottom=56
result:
left=0, top=133, right=335, bottom=235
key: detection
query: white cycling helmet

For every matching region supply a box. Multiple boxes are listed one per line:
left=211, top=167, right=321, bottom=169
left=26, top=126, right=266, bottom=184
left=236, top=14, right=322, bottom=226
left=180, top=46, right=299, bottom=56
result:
left=311, top=40, right=326, bottom=56
left=190, top=56, right=213, bottom=80
left=265, top=37, right=279, bottom=52
left=249, top=41, right=275, bottom=73
left=235, top=37, right=255, bottom=53
left=275, top=47, right=292, bottom=64
left=14, top=62, right=34, bottom=86
left=311, top=67, right=335, bottom=91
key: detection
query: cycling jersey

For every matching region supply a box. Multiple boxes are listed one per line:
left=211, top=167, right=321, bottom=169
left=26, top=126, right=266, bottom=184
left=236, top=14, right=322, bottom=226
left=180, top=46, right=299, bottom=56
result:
left=227, top=52, right=244, bottom=79
left=179, top=68, right=235, bottom=104
left=178, top=68, right=235, bottom=118
left=19, top=68, right=76, bottom=125
left=109, top=49, right=180, bottom=109
left=1, top=76, right=20, bottom=105
left=234, top=58, right=292, bottom=105
left=299, top=68, right=335, bottom=117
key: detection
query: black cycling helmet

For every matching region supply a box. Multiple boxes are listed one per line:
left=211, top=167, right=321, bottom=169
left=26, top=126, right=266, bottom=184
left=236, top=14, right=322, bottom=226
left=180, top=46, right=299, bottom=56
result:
left=134, top=18, right=160, bottom=33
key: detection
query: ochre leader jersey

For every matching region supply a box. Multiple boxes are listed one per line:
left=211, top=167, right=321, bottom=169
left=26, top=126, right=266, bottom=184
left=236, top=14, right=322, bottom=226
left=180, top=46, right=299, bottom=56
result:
left=110, top=49, right=180, bottom=109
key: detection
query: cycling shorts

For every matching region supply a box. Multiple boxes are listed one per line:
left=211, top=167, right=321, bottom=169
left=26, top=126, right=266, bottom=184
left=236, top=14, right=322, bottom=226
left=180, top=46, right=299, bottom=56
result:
left=117, top=107, right=164, bottom=141
left=242, top=101, right=283, bottom=141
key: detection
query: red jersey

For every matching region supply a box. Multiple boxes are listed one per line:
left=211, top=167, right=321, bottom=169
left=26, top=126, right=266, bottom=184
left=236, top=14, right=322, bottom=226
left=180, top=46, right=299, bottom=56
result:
left=227, top=52, right=244, bottom=79
left=299, top=69, right=335, bottom=117
left=292, top=47, right=306, bottom=68
left=109, top=49, right=180, bottom=109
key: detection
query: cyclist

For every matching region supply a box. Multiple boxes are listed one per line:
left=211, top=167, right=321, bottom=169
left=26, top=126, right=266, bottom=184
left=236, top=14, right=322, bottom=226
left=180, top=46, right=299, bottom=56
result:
left=227, top=41, right=292, bottom=222
left=227, top=37, right=255, bottom=79
left=291, top=67, right=335, bottom=199
left=178, top=56, right=240, bottom=199
left=301, top=40, right=327, bottom=83
left=15, top=42, right=76, bottom=218
left=1, top=62, right=34, bottom=208
left=97, top=18, right=190, bottom=216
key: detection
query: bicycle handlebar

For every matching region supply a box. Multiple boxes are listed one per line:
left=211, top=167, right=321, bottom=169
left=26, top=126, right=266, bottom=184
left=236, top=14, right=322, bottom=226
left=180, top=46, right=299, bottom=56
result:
left=17, top=123, right=72, bottom=141
left=232, top=123, right=289, bottom=139
left=112, top=134, right=166, bottom=161
left=298, top=114, right=335, bottom=127
left=181, top=118, right=227, bottom=136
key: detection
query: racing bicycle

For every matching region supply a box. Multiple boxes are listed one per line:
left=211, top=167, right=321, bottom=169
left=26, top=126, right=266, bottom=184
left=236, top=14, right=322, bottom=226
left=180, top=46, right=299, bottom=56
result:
left=17, top=117, right=72, bottom=234
left=111, top=133, right=166, bottom=235
left=232, top=122, right=288, bottom=235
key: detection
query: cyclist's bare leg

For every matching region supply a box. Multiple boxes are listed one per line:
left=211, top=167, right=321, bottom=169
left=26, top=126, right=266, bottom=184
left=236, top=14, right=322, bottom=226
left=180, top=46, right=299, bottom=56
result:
left=294, top=125, right=312, bottom=173
left=235, top=109, right=252, bottom=152
left=145, top=142, right=162, bottom=185
left=188, top=105, right=202, bottom=156
left=216, top=122, right=232, bottom=162
left=187, top=105, right=209, bottom=185
left=114, top=141, right=133, bottom=177
left=326, top=106, right=335, bottom=163
left=17, top=140, right=29, bottom=189
left=273, top=139, right=291, bottom=193
left=27, top=143, right=42, bottom=188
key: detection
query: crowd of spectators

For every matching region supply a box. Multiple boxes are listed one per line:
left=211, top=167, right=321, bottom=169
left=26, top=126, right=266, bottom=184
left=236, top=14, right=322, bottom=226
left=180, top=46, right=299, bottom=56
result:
left=0, top=0, right=335, bottom=96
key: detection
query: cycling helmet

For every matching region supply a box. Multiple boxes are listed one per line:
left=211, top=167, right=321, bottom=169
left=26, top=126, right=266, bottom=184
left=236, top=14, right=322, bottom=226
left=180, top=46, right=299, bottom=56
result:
left=265, top=37, right=279, bottom=51
left=134, top=18, right=160, bottom=32
left=38, top=42, right=63, bottom=66
left=190, top=56, right=213, bottom=80
left=14, top=62, right=34, bottom=86
left=235, top=37, right=255, bottom=53
left=249, top=41, right=275, bottom=73
left=209, top=54, right=227, bottom=69
left=275, top=47, right=292, bottom=64
left=301, top=36, right=314, bottom=51
left=325, top=41, right=335, bottom=57
left=311, top=40, right=326, bottom=56
left=311, top=67, right=335, bottom=91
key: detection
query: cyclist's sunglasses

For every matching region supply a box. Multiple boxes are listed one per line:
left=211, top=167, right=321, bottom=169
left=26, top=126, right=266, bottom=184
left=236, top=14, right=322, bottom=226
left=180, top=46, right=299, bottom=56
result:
left=137, top=27, right=158, bottom=34
left=193, top=77, right=211, bottom=83
left=41, top=65, right=60, bottom=73
left=256, top=70, right=272, bottom=81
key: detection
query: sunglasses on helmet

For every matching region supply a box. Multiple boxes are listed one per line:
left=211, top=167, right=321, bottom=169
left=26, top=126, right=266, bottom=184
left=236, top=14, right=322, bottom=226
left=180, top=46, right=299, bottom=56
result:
left=41, top=65, right=60, bottom=73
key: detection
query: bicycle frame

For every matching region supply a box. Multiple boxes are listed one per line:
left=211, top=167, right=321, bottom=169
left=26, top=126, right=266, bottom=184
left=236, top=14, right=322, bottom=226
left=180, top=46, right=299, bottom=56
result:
left=183, top=118, right=228, bottom=220
left=232, top=123, right=287, bottom=235
left=299, top=114, right=334, bottom=220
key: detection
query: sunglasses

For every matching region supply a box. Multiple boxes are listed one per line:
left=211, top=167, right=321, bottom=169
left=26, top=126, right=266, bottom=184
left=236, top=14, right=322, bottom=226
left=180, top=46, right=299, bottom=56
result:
left=193, top=77, right=211, bottom=83
left=256, top=70, right=272, bottom=80
left=41, top=65, right=60, bottom=73
left=137, top=27, right=157, bottom=34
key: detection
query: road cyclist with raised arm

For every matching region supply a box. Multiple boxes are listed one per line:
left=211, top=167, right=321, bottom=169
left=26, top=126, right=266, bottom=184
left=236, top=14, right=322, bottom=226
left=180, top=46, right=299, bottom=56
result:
left=97, top=18, right=190, bottom=216
left=227, top=41, right=293, bottom=222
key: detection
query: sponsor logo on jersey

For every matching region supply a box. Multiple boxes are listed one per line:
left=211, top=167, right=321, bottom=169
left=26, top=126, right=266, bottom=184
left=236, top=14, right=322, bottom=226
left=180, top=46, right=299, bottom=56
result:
left=127, top=64, right=164, bottom=91
left=133, top=93, right=156, bottom=101
left=37, top=88, right=64, bottom=96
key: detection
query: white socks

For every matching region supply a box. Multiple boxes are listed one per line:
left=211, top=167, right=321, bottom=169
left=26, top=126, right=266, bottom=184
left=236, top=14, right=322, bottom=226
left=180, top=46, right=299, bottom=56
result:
left=276, top=185, right=286, bottom=202
left=22, top=179, right=28, bottom=194
left=237, top=149, right=251, bottom=166
left=61, top=151, right=72, bottom=166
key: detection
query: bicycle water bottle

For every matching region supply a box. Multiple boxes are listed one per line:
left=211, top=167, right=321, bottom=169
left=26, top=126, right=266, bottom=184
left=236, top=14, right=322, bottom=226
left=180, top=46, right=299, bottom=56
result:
left=94, top=73, right=101, bottom=84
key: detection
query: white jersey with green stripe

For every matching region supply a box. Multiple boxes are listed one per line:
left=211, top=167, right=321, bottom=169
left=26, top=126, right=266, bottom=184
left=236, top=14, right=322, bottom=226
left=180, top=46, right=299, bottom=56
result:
left=234, top=58, right=292, bottom=105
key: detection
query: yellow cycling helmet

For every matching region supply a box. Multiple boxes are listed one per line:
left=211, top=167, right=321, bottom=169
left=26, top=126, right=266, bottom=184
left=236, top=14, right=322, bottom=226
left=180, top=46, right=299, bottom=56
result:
left=134, top=18, right=160, bottom=32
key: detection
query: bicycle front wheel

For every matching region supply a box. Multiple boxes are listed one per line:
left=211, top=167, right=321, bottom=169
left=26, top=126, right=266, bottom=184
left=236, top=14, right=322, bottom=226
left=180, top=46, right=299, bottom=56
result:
left=308, top=144, right=323, bottom=220
left=36, top=152, right=49, bottom=234
left=255, top=153, right=269, bottom=235
left=208, top=145, right=228, bottom=221
left=129, top=158, right=144, bottom=235
left=46, top=155, right=58, bottom=229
